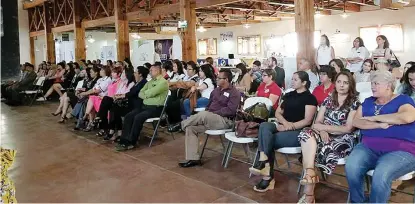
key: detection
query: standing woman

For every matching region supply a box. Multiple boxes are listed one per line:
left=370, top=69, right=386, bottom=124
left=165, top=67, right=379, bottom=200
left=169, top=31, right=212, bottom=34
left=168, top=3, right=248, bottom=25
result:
left=371, top=35, right=392, bottom=70
left=315, top=35, right=335, bottom=70
left=297, top=71, right=360, bottom=203
left=346, top=37, right=370, bottom=73
left=249, top=71, right=318, bottom=192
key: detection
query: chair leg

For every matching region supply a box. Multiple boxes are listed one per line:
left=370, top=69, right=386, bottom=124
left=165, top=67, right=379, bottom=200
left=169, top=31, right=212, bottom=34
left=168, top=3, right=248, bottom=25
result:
left=224, top=141, right=234, bottom=168
left=346, top=192, right=350, bottom=203
left=149, top=120, right=161, bottom=147
left=30, top=93, right=37, bottom=106
left=249, top=148, right=259, bottom=178
left=219, top=135, right=225, bottom=150
left=199, top=134, right=210, bottom=160
left=165, top=115, right=175, bottom=140
left=222, top=140, right=231, bottom=166
left=284, top=154, right=291, bottom=169
left=242, top=143, right=251, bottom=163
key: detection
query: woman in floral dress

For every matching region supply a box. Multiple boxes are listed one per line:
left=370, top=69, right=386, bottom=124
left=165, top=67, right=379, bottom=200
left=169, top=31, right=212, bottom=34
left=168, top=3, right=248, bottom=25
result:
left=297, top=71, right=360, bottom=203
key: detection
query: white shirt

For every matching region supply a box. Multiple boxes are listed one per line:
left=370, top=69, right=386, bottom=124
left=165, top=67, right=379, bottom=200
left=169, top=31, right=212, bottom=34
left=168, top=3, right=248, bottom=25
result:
left=347, top=47, right=369, bottom=73
left=306, top=70, right=319, bottom=93
left=169, top=73, right=186, bottom=82
left=183, top=74, right=199, bottom=82
left=93, top=76, right=112, bottom=96
left=317, top=45, right=333, bottom=65
left=199, top=78, right=214, bottom=99
left=354, top=72, right=371, bottom=83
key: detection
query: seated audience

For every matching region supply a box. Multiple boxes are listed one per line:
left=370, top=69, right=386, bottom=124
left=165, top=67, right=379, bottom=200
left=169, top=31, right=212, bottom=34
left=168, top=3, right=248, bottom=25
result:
left=170, top=59, right=186, bottom=82
left=115, top=63, right=168, bottom=151
left=2, top=64, right=28, bottom=100
left=256, top=69, right=282, bottom=111
left=249, top=60, right=263, bottom=94
left=298, top=58, right=319, bottom=92
left=71, top=67, right=102, bottom=130
left=249, top=71, right=318, bottom=192
left=269, top=57, right=285, bottom=88
left=3, top=63, right=37, bottom=106
left=178, top=69, right=240, bottom=168
left=162, top=61, right=174, bottom=80
left=82, top=66, right=115, bottom=131
left=182, top=64, right=216, bottom=118
left=312, top=65, right=336, bottom=105
left=205, top=57, right=218, bottom=75
left=329, top=59, right=346, bottom=74
left=183, top=61, right=200, bottom=82
left=37, top=62, right=75, bottom=101
left=395, top=65, right=415, bottom=101
left=297, top=71, right=360, bottom=203
left=235, top=63, right=252, bottom=92
left=106, top=60, right=113, bottom=67
left=395, top=61, right=415, bottom=93
left=346, top=71, right=415, bottom=203
left=354, top=59, right=374, bottom=83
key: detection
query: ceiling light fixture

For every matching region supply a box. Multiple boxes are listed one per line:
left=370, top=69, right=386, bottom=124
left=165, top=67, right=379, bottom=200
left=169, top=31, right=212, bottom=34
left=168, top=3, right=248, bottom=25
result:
left=197, top=26, right=207, bottom=32
left=341, top=1, right=349, bottom=18
left=244, top=23, right=250, bottom=29
left=131, top=33, right=141, bottom=39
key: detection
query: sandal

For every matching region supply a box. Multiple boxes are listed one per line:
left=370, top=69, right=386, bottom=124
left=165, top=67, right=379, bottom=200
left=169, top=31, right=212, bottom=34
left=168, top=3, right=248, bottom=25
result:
left=52, top=111, right=62, bottom=116
left=249, top=160, right=270, bottom=176
left=96, top=129, right=106, bottom=137
left=300, top=168, right=319, bottom=185
left=58, top=116, right=67, bottom=123
left=297, top=193, right=315, bottom=204
left=253, top=178, right=275, bottom=193
left=83, top=122, right=95, bottom=132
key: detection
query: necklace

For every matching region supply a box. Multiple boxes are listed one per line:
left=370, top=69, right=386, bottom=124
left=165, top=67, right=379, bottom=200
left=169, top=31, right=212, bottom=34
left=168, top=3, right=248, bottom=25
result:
left=374, top=104, right=384, bottom=116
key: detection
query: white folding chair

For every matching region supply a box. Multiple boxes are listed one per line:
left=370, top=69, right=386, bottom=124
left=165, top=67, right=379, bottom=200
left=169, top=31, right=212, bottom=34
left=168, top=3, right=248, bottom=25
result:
left=21, top=76, right=46, bottom=106
left=222, top=97, right=273, bottom=169
left=194, top=107, right=206, bottom=112
left=145, top=90, right=174, bottom=147
left=356, top=82, right=373, bottom=103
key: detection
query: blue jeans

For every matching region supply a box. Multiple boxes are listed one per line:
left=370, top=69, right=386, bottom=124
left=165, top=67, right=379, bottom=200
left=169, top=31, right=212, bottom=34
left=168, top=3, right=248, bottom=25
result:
left=345, top=143, right=415, bottom=203
left=183, top=97, right=210, bottom=118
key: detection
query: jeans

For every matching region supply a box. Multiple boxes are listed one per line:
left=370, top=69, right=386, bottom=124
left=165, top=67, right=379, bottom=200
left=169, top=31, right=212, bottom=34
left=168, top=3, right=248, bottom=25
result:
left=183, top=97, right=210, bottom=118
left=345, top=143, right=415, bottom=203
left=258, top=122, right=301, bottom=178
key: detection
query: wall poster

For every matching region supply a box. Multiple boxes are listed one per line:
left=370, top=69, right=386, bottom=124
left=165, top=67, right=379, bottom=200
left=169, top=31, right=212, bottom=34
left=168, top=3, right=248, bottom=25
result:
left=198, top=38, right=217, bottom=56
left=154, top=39, right=173, bottom=63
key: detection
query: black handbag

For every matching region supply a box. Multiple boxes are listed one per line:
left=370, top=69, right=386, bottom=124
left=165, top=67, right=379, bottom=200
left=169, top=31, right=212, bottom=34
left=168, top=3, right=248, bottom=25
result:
left=114, top=98, right=128, bottom=108
left=386, top=49, right=401, bottom=69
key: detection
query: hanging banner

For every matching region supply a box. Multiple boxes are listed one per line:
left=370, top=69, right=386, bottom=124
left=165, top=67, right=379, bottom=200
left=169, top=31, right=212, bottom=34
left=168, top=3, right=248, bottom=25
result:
left=154, top=39, right=173, bottom=63
left=101, top=46, right=116, bottom=62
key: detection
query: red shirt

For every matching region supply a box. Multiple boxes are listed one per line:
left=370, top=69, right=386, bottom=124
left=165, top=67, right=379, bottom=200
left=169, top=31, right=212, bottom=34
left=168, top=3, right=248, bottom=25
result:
left=257, top=82, right=282, bottom=110
left=312, top=83, right=335, bottom=105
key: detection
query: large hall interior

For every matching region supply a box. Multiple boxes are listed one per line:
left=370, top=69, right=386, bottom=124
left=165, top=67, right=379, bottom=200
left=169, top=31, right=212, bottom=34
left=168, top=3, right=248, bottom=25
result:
left=1, top=0, right=415, bottom=203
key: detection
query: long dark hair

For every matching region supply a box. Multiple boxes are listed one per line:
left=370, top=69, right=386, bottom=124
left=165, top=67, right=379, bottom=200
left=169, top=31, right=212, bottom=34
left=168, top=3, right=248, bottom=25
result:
left=360, top=59, right=374, bottom=74
left=173, top=59, right=184, bottom=75
left=402, top=65, right=415, bottom=97
left=319, top=65, right=336, bottom=82
left=124, top=57, right=134, bottom=70
left=329, top=59, right=345, bottom=72
left=187, top=61, right=199, bottom=73
left=332, top=71, right=358, bottom=110
left=236, top=63, right=248, bottom=83
left=295, top=71, right=311, bottom=90
left=353, top=37, right=365, bottom=48
left=65, top=63, right=75, bottom=76
left=377, top=35, right=389, bottom=49
left=200, top=64, right=216, bottom=87
left=321, top=34, right=330, bottom=47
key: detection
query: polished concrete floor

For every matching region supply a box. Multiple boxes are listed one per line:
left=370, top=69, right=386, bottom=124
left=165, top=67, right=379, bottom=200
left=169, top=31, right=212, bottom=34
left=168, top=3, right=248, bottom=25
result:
left=1, top=102, right=414, bottom=203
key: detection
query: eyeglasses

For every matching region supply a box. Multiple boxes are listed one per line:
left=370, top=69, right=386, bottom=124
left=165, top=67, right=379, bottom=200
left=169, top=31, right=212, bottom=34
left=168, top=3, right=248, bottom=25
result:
left=217, top=77, right=227, bottom=80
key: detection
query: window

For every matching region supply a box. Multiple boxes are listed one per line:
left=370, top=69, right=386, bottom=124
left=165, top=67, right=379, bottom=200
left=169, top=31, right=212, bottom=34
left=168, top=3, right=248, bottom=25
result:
left=360, top=24, right=403, bottom=52
left=198, top=38, right=217, bottom=56
left=237, top=35, right=261, bottom=55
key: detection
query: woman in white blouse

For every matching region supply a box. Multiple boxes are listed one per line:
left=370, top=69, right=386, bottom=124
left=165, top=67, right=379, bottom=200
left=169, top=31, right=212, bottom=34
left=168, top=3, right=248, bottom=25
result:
left=170, top=59, right=186, bottom=82
left=182, top=64, right=215, bottom=118
left=346, top=37, right=370, bottom=73
left=371, top=35, right=392, bottom=69
left=315, top=35, right=335, bottom=70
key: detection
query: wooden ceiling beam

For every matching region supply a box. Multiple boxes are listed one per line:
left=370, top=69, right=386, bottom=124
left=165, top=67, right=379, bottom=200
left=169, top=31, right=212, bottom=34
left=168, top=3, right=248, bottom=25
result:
left=195, top=0, right=242, bottom=9
left=51, top=24, right=74, bottom=33
left=29, top=30, right=45, bottom=37
left=82, top=16, right=115, bottom=28
left=126, top=3, right=180, bottom=20
left=23, top=0, right=47, bottom=9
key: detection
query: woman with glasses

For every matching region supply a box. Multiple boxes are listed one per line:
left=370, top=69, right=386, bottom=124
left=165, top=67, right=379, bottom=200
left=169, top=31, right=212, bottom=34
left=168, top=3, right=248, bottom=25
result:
left=312, top=65, right=336, bottom=105
left=256, top=69, right=282, bottom=112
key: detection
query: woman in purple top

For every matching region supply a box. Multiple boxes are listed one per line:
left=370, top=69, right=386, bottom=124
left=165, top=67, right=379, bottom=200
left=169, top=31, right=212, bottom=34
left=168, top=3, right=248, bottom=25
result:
left=346, top=71, right=415, bottom=203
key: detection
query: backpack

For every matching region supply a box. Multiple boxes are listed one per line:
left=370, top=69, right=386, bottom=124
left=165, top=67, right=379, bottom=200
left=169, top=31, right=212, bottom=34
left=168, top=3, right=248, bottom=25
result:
left=234, top=102, right=270, bottom=138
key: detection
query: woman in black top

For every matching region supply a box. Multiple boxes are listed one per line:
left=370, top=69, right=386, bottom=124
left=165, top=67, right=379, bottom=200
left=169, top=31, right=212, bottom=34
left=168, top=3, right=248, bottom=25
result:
left=249, top=71, right=318, bottom=193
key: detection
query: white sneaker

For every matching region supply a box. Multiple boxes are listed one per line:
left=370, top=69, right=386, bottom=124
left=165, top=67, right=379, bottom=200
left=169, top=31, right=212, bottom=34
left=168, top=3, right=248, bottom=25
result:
left=36, top=97, right=46, bottom=102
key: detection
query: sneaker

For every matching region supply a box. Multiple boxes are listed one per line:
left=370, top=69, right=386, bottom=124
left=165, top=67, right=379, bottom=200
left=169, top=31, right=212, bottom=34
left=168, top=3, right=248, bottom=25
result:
left=36, top=97, right=46, bottom=102
left=115, top=143, right=135, bottom=152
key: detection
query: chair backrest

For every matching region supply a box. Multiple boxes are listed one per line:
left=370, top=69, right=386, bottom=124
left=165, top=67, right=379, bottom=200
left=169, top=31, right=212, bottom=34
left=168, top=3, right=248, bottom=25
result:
left=163, top=90, right=171, bottom=106
left=356, top=82, right=371, bottom=93
left=36, top=77, right=46, bottom=86
left=359, top=92, right=373, bottom=103
left=243, top=97, right=273, bottom=111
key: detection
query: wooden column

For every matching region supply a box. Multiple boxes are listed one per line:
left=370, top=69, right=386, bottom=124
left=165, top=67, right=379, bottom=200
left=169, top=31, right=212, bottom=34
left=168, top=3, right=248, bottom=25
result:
left=30, top=37, right=36, bottom=65
left=73, top=0, right=86, bottom=61
left=294, top=0, right=315, bottom=65
left=114, top=0, right=130, bottom=61
left=180, top=0, right=197, bottom=61
left=43, top=3, right=56, bottom=63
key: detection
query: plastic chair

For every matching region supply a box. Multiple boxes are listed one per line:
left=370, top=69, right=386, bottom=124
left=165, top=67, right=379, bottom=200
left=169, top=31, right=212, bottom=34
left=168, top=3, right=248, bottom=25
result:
left=222, top=97, right=273, bottom=169
left=194, top=107, right=206, bottom=112
left=145, top=90, right=174, bottom=147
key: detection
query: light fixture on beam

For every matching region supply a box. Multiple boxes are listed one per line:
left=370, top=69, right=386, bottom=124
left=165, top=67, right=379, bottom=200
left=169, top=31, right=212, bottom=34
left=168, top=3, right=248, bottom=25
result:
left=86, top=35, right=95, bottom=43
left=197, top=25, right=207, bottom=32
left=341, top=12, right=349, bottom=18
left=244, top=23, right=250, bottom=29
left=315, top=10, right=323, bottom=18
left=131, top=33, right=141, bottom=39
left=341, top=1, right=349, bottom=18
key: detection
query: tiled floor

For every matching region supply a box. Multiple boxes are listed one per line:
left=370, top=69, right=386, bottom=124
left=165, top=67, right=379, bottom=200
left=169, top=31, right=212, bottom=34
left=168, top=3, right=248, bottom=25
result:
left=1, top=102, right=414, bottom=203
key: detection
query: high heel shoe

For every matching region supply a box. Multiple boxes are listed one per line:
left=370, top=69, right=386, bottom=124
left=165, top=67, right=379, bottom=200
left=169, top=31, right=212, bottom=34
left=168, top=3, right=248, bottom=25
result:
left=83, top=122, right=95, bottom=132
left=249, top=160, right=270, bottom=176
left=52, top=111, right=62, bottom=116
left=58, top=116, right=67, bottom=123
left=103, top=132, right=114, bottom=141
left=299, top=168, right=319, bottom=185
left=96, top=129, right=106, bottom=137
left=253, top=178, right=275, bottom=193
